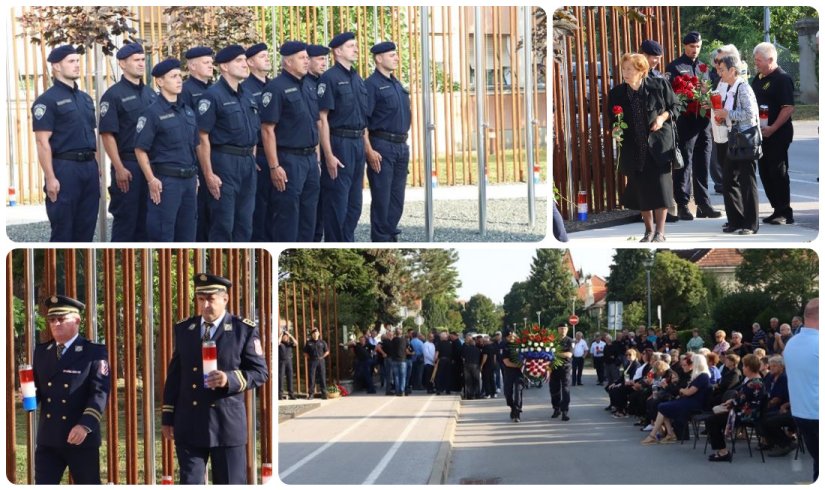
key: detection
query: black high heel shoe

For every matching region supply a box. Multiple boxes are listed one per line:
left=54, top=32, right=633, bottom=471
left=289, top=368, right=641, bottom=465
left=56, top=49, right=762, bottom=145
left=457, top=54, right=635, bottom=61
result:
left=708, top=452, right=732, bottom=462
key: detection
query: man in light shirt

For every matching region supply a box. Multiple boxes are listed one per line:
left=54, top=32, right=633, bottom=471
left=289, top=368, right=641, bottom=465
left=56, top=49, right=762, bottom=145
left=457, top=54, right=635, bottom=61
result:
left=590, top=333, right=606, bottom=385
left=571, top=331, right=589, bottom=386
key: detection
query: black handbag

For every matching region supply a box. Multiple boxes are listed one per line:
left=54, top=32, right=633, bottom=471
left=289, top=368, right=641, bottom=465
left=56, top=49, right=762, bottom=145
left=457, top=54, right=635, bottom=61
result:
left=725, top=83, right=763, bottom=162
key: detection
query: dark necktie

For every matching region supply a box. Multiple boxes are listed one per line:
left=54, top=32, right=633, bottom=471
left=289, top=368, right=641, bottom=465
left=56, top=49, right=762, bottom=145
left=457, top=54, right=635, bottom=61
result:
left=56, top=343, right=64, bottom=360
left=203, top=323, right=214, bottom=342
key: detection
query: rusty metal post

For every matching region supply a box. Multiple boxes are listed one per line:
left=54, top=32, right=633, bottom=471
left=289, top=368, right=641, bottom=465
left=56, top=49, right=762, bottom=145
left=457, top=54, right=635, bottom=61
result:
left=85, top=249, right=98, bottom=341
left=142, top=250, right=156, bottom=483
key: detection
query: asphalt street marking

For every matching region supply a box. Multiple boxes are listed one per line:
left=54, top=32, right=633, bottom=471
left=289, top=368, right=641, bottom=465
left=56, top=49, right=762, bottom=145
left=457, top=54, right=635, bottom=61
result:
left=362, top=395, right=437, bottom=484
left=280, top=397, right=397, bottom=480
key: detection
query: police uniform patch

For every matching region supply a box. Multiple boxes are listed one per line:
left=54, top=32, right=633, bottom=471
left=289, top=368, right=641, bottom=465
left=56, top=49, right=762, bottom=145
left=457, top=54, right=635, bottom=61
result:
left=100, top=101, right=110, bottom=118
left=136, top=116, right=146, bottom=133
left=242, top=318, right=256, bottom=327
left=224, top=323, right=232, bottom=331
left=198, top=99, right=211, bottom=115
left=75, top=345, right=83, bottom=352
left=99, top=360, right=109, bottom=376
left=254, top=339, right=263, bottom=356
left=317, top=83, right=326, bottom=98
left=664, top=72, right=671, bottom=81
left=34, top=104, right=47, bottom=121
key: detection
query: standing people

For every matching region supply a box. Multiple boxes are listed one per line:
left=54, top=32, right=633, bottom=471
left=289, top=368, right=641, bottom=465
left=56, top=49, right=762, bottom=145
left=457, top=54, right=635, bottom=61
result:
left=502, top=331, right=525, bottom=422
left=609, top=53, right=681, bottom=242
left=550, top=324, right=573, bottom=421
left=241, top=43, right=274, bottom=242
left=161, top=273, right=269, bottom=484
left=135, top=58, right=200, bottom=242
left=590, top=333, right=606, bottom=385
left=278, top=329, right=297, bottom=400
left=640, top=40, right=664, bottom=78
left=317, top=32, right=369, bottom=242
left=434, top=332, right=453, bottom=395
left=260, top=41, right=322, bottom=242
left=410, top=331, right=425, bottom=390
left=603, top=335, right=623, bottom=386
left=181, top=46, right=215, bottom=242
left=390, top=327, right=409, bottom=396
left=32, top=45, right=100, bottom=242
left=666, top=31, right=722, bottom=221
left=713, top=52, right=760, bottom=235
left=481, top=335, right=499, bottom=398
left=751, top=42, right=796, bottom=225
left=99, top=43, right=157, bottom=242
left=350, top=335, right=376, bottom=394
left=365, top=41, right=411, bottom=242
left=303, top=328, right=330, bottom=399
left=460, top=334, right=482, bottom=400
left=423, top=332, right=437, bottom=394
left=306, top=44, right=330, bottom=242
left=571, top=331, right=588, bottom=386
left=197, top=45, right=260, bottom=242
left=783, top=299, right=818, bottom=481
left=31, top=295, right=110, bottom=484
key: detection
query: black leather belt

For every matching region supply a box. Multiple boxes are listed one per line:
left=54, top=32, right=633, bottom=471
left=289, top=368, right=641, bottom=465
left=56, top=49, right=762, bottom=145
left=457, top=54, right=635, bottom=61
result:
left=370, top=130, right=407, bottom=144
left=119, top=152, right=137, bottom=161
left=278, top=146, right=316, bottom=156
left=152, top=165, right=198, bottom=178
left=213, top=144, right=255, bottom=156
left=331, top=128, right=365, bottom=138
left=54, top=151, right=96, bottom=162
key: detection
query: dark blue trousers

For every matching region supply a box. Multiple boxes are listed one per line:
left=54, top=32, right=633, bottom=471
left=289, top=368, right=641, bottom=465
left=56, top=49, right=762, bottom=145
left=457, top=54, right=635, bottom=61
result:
left=673, top=116, right=712, bottom=207
left=206, top=152, right=256, bottom=242
left=108, top=159, right=147, bottom=242
left=46, top=159, right=99, bottom=242
left=195, top=168, right=210, bottom=241
left=146, top=175, right=197, bottom=242
left=35, top=445, right=101, bottom=484
left=367, top=138, right=409, bottom=242
left=313, top=155, right=325, bottom=242
left=321, top=135, right=365, bottom=242
left=271, top=151, right=320, bottom=242
left=251, top=151, right=271, bottom=242
left=176, top=444, right=247, bottom=484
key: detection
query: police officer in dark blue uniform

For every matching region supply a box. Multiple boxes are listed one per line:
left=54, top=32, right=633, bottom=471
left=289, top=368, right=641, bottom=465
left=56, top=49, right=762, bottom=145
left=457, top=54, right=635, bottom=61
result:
left=99, top=43, right=158, bottom=242
left=31, top=45, right=99, bottom=242
left=196, top=45, right=260, bottom=242
left=365, top=41, right=411, bottom=242
left=665, top=31, right=722, bottom=221
left=303, top=328, right=329, bottom=399
left=317, top=32, right=369, bottom=242
left=306, top=44, right=330, bottom=242
left=32, top=295, right=110, bottom=484
left=260, top=41, right=321, bottom=242
left=161, top=273, right=269, bottom=484
left=550, top=323, right=573, bottom=421
left=241, top=43, right=274, bottom=242
left=135, top=58, right=200, bottom=242
left=181, top=46, right=215, bottom=242
left=640, top=39, right=664, bottom=79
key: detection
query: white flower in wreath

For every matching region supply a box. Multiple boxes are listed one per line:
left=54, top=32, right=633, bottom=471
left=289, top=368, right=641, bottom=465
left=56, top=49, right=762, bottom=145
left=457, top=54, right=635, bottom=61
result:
left=545, top=347, right=551, bottom=352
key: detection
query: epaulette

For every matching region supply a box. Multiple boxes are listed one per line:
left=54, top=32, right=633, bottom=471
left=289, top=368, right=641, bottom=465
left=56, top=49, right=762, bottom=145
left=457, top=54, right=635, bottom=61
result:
left=242, top=318, right=256, bottom=328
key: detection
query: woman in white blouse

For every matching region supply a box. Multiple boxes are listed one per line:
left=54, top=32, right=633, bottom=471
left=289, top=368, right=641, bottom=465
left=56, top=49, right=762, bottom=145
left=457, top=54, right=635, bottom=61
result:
left=712, top=51, right=761, bottom=235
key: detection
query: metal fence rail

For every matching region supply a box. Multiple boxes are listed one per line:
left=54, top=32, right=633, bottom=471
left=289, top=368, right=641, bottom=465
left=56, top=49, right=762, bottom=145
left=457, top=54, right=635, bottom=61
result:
left=6, top=6, right=546, bottom=207
left=552, top=6, right=681, bottom=218
left=5, top=248, right=273, bottom=484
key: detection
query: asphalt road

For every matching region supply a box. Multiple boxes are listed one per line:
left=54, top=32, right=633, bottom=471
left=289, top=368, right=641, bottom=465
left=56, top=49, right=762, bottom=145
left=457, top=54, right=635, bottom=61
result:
left=446, top=368, right=814, bottom=485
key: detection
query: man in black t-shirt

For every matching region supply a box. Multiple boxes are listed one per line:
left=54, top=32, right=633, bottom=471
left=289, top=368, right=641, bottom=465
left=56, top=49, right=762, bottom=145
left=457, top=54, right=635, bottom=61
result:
left=751, top=42, right=796, bottom=225
left=481, top=336, right=499, bottom=398
left=279, top=330, right=297, bottom=399
left=349, top=335, right=376, bottom=393
left=434, top=332, right=454, bottom=395
left=389, top=328, right=409, bottom=396
left=550, top=324, right=574, bottom=421
left=460, top=334, right=482, bottom=399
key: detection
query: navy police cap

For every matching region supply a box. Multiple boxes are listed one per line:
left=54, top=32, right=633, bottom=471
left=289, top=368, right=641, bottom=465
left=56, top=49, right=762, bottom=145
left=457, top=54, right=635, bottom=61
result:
left=370, top=41, right=397, bottom=55
left=639, top=39, right=662, bottom=56
left=194, top=273, right=232, bottom=294
left=47, top=45, right=77, bottom=63
left=184, top=46, right=214, bottom=60
left=215, top=45, right=246, bottom=64
left=44, top=294, right=85, bottom=316
left=683, top=31, right=702, bottom=44
left=245, top=42, right=268, bottom=59
left=307, top=44, right=330, bottom=57
left=116, top=42, right=144, bottom=60
left=329, top=32, right=355, bottom=49
left=279, top=41, right=308, bottom=56
left=151, top=58, right=181, bottom=78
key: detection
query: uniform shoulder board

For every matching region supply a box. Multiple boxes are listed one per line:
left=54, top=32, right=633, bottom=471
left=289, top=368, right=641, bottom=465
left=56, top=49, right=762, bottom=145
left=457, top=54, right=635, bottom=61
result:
left=175, top=315, right=198, bottom=327
left=242, top=318, right=256, bottom=328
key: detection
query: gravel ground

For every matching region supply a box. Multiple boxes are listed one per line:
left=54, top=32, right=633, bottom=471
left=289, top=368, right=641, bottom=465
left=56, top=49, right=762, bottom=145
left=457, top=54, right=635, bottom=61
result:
left=6, top=197, right=547, bottom=243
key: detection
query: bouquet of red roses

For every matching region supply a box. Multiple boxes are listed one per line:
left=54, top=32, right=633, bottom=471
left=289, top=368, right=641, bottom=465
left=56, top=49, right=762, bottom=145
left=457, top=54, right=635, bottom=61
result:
left=672, top=63, right=711, bottom=117
left=509, top=324, right=564, bottom=383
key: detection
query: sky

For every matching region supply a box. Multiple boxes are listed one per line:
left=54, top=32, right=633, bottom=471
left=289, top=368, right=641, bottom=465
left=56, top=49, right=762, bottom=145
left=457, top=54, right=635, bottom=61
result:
left=456, top=248, right=615, bottom=304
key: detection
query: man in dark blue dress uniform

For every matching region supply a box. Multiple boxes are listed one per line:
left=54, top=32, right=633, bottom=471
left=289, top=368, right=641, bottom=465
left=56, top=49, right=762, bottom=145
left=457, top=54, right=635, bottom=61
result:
left=365, top=41, right=411, bottom=242
left=306, top=44, right=330, bottom=242
left=32, top=295, right=110, bottom=484
left=161, top=273, right=269, bottom=484
left=550, top=323, right=574, bottom=421
left=135, top=58, right=200, bottom=242
left=31, top=45, right=100, bottom=242
left=196, top=45, right=260, bottom=242
left=241, top=43, right=274, bottom=242
left=260, top=41, right=321, bottom=242
left=181, top=46, right=215, bottom=242
left=317, top=32, right=369, bottom=242
left=303, top=328, right=330, bottom=399
left=665, top=31, right=722, bottom=221
left=99, top=43, right=158, bottom=242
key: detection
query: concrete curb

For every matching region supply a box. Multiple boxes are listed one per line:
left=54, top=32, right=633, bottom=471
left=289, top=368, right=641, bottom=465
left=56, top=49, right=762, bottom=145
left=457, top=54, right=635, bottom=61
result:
left=428, top=396, right=461, bottom=485
left=277, top=400, right=322, bottom=423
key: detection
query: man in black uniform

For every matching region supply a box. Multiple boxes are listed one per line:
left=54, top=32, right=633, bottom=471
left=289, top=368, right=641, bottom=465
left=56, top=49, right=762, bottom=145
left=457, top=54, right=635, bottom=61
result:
left=303, top=328, right=329, bottom=399
left=481, top=335, right=498, bottom=398
left=665, top=31, right=722, bottom=221
left=278, top=329, right=297, bottom=400
left=306, top=44, right=330, bottom=242
left=751, top=42, right=796, bottom=225
left=433, top=332, right=453, bottom=395
left=450, top=331, right=463, bottom=393
left=31, top=295, right=110, bottom=484
left=501, top=330, right=525, bottom=422
left=349, top=335, right=376, bottom=393
left=550, top=323, right=573, bottom=421
left=161, top=273, right=269, bottom=484
left=460, top=334, right=481, bottom=400
left=31, top=45, right=100, bottom=242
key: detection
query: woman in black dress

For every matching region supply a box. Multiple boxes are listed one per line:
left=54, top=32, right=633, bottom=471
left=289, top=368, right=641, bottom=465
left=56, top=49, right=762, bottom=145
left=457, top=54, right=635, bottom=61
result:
left=609, top=53, right=682, bottom=242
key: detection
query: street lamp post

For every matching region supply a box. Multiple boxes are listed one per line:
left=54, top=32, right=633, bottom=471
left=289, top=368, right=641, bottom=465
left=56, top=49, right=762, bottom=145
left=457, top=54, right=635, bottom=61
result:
left=536, top=311, right=542, bottom=327
left=524, top=317, right=528, bottom=329
left=645, top=255, right=654, bottom=328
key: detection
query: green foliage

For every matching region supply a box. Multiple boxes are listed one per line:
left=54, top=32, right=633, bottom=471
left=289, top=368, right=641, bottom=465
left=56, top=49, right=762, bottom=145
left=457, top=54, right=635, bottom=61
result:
left=461, top=294, right=502, bottom=334
left=525, top=249, right=577, bottom=321
left=606, top=249, right=652, bottom=303
left=713, top=291, right=774, bottom=334
left=502, top=280, right=531, bottom=329
left=422, top=295, right=464, bottom=333
left=622, top=301, right=646, bottom=330
left=736, top=249, right=818, bottom=313
left=163, top=7, right=260, bottom=63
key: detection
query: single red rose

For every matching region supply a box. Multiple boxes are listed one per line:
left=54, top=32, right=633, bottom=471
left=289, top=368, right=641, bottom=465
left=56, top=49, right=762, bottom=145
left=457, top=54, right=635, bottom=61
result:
left=549, top=334, right=556, bottom=342
left=612, top=105, right=623, bottom=115
left=532, top=325, right=539, bottom=332
left=691, top=75, right=699, bottom=84
left=698, top=63, right=708, bottom=73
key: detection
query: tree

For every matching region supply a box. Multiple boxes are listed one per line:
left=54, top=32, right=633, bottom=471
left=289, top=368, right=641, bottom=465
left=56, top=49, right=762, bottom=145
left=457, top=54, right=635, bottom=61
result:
left=360, top=249, right=408, bottom=326
left=422, top=296, right=464, bottom=332
left=736, top=249, right=818, bottom=312
left=502, top=280, right=531, bottom=330
left=606, top=249, right=653, bottom=303
left=713, top=291, right=774, bottom=334
left=18, top=7, right=144, bottom=56
left=622, top=301, right=647, bottom=330
left=407, top=249, right=462, bottom=300
left=163, top=7, right=260, bottom=61
left=525, top=249, right=577, bottom=321
left=461, top=294, right=502, bottom=334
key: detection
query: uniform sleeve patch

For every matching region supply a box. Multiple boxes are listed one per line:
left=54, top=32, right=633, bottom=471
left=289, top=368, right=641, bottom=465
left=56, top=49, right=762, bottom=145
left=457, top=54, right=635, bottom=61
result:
left=33, top=104, right=47, bottom=120
left=99, top=360, right=109, bottom=376
left=100, top=101, right=110, bottom=117
left=317, top=83, right=326, bottom=98
left=136, top=116, right=146, bottom=133
left=198, top=99, right=212, bottom=115
left=254, top=338, right=263, bottom=356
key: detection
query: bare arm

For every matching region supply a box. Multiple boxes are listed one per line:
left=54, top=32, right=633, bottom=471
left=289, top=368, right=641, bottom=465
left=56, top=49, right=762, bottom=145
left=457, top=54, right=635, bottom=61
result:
left=197, top=131, right=222, bottom=199
left=34, top=131, right=59, bottom=203
left=135, top=148, right=162, bottom=205
left=319, top=110, right=344, bottom=179
left=101, top=133, right=133, bottom=194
